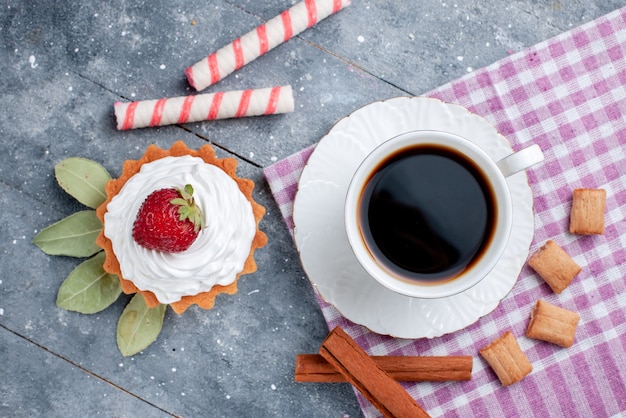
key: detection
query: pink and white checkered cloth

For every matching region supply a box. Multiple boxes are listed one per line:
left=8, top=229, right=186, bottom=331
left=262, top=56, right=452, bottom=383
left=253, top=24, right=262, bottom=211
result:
left=264, top=7, right=626, bottom=417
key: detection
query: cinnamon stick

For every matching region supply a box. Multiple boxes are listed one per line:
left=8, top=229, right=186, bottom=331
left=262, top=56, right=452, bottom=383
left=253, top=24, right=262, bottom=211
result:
left=320, top=326, right=431, bottom=418
left=295, top=354, right=472, bottom=383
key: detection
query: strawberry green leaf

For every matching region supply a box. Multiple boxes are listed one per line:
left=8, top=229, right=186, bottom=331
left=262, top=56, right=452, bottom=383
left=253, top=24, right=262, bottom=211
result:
left=179, top=184, right=194, bottom=199
left=117, top=295, right=166, bottom=357
left=56, top=252, right=122, bottom=314
left=55, top=157, right=111, bottom=208
left=33, top=210, right=103, bottom=257
left=170, top=198, right=188, bottom=206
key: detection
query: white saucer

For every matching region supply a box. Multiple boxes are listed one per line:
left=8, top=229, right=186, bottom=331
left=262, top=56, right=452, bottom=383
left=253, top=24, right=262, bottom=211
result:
left=293, top=97, right=534, bottom=339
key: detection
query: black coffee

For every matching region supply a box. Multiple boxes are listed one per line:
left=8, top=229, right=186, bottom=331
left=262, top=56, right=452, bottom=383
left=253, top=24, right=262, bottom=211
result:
left=358, top=144, right=497, bottom=283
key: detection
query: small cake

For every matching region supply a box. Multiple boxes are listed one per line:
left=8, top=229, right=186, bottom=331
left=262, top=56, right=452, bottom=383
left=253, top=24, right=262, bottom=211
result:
left=480, top=331, right=533, bottom=386
left=96, top=141, right=267, bottom=314
left=569, top=188, right=606, bottom=235
left=526, top=300, right=580, bottom=348
left=528, top=240, right=581, bottom=294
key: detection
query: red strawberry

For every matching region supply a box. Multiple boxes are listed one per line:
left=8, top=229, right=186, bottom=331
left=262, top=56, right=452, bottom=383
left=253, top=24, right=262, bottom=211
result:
left=132, top=184, right=205, bottom=253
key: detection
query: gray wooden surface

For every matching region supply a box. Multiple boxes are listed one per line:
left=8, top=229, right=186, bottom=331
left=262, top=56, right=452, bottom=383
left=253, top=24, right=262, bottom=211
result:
left=1, top=1, right=623, bottom=416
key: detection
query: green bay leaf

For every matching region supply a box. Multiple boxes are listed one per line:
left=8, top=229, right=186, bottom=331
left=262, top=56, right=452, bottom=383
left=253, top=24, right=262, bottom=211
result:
left=117, top=295, right=166, bottom=357
left=56, top=252, right=122, bottom=314
left=32, top=210, right=102, bottom=257
left=55, top=157, right=111, bottom=208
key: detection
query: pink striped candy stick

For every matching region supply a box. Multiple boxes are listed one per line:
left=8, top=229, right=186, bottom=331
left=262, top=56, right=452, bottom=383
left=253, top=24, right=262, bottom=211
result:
left=114, top=85, right=294, bottom=130
left=186, top=0, right=351, bottom=91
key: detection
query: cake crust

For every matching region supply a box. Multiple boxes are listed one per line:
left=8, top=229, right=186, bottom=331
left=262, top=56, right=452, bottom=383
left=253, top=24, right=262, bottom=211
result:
left=96, top=141, right=268, bottom=314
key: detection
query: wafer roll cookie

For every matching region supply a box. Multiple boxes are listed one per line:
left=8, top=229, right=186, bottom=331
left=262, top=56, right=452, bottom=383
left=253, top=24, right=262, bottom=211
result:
left=480, top=331, right=532, bottom=386
left=114, top=86, right=294, bottom=130
left=526, top=300, right=580, bottom=348
left=186, top=0, right=351, bottom=91
left=528, top=240, right=581, bottom=294
left=570, top=188, right=606, bottom=235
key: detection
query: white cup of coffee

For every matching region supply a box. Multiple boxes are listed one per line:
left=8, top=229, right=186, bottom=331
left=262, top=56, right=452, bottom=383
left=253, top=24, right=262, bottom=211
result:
left=344, top=130, right=544, bottom=299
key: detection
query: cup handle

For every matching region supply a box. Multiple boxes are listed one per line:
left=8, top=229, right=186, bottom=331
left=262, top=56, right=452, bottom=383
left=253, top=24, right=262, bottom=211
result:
left=496, top=144, right=544, bottom=178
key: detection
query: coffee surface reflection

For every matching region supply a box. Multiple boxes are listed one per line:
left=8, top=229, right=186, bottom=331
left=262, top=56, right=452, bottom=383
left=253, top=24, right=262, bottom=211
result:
left=358, top=144, right=497, bottom=283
